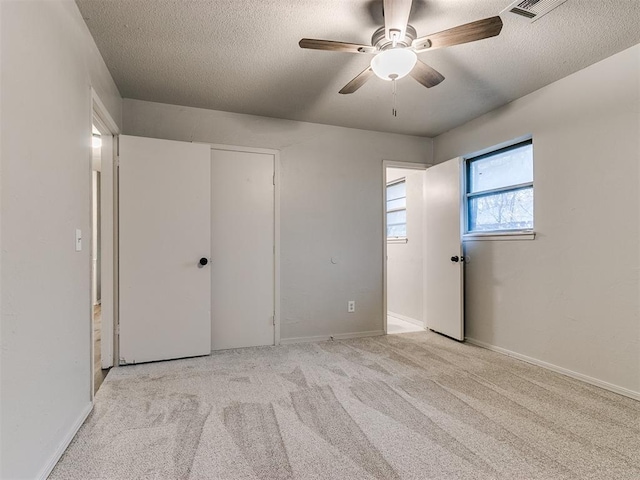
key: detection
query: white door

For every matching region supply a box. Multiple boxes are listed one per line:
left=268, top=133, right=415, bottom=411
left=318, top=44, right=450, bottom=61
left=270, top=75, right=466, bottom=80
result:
left=211, top=148, right=275, bottom=350
left=119, top=135, right=212, bottom=364
left=424, top=158, right=464, bottom=340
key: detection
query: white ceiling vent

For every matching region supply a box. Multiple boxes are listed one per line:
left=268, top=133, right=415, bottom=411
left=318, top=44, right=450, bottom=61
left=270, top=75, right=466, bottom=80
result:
left=501, top=0, right=569, bottom=22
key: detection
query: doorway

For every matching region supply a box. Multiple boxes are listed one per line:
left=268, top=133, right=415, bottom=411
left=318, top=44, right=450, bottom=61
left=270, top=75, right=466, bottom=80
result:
left=383, top=158, right=466, bottom=340
left=383, top=162, right=428, bottom=335
left=90, top=90, right=119, bottom=397
left=91, top=124, right=107, bottom=393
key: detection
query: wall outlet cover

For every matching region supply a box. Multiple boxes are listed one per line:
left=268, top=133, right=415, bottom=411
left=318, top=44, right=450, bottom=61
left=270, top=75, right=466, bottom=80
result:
left=348, top=300, right=355, bottom=313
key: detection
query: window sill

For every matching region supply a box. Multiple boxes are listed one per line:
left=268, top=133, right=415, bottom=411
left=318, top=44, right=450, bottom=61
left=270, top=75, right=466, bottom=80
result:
left=463, top=231, right=535, bottom=241
left=387, top=237, right=408, bottom=244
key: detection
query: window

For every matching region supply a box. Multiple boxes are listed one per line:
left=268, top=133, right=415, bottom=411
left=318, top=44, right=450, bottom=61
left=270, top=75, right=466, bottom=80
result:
left=386, top=178, right=407, bottom=238
left=466, top=140, right=533, bottom=233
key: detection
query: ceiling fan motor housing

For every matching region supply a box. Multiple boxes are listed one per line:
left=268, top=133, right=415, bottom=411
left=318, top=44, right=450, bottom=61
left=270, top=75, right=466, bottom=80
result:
left=372, top=24, right=417, bottom=50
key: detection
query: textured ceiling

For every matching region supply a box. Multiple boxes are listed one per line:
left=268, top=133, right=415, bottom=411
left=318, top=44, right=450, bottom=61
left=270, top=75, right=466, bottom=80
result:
left=77, top=0, right=640, bottom=137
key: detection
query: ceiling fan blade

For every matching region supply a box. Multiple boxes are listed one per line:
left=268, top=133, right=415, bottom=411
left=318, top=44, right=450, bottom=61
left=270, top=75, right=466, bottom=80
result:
left=384, top=0, right=412, bottom=43
left=339, top=66, right=375, bottom=94
left=409, top=60, right=445, bottom=88
left=299, top=39, right=376, bottom=54
left=412, top=16, right=503, bottom=52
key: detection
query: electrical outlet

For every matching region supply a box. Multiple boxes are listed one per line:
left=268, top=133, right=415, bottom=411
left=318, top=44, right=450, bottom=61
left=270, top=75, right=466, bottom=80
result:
left=348, top=300, right=355, bottom=313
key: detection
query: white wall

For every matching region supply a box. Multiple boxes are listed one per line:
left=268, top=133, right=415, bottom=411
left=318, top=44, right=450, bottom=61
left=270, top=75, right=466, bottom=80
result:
left=433, top=45, right=640, bottom=395
left=123, top=99, right=432, bottom=341
left=0, top=1, right=122, bottom=478
left=386, top=168, right=425, bottom=324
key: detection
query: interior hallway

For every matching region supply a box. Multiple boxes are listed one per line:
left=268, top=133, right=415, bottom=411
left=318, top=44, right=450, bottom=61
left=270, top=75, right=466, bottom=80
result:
left=51, top=331, right=640, bottom=480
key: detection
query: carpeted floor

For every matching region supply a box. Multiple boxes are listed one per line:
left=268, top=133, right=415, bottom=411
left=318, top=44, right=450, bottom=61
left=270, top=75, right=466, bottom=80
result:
left=50, top=331, right=640, bottom=480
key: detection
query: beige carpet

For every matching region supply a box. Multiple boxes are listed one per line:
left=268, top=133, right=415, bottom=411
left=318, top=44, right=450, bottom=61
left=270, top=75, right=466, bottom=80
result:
left=50, top=332, right=640, bottom=479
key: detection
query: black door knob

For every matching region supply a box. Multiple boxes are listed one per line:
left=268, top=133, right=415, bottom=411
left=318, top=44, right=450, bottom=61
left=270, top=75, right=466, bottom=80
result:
left=199, top=257, right=209, bottom=266
left=450, top=256, right=460, bottom=262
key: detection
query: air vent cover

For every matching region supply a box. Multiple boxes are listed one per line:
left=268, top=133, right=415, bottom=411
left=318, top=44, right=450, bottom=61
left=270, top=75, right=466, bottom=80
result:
left=501, top=0, right=568, bottom=22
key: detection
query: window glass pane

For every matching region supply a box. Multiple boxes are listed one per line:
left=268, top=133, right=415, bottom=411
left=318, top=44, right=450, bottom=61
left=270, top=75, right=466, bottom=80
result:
left=387, top=197, right=406, bottom=211
left=386, top=181, right=406, bottom=201
left=387, top=209, right=406, bottom=237
left=387, top=223, right=407, bottom=237
left=469, top=187, right=533, bottom=232
left=469, top=143, right=533, bottom=193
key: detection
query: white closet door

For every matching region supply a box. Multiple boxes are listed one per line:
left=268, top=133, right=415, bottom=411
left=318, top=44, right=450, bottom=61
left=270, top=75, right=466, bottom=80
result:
left=211, top=148, right=274, bottom=350
left=119, top=135, right=211, bottom=364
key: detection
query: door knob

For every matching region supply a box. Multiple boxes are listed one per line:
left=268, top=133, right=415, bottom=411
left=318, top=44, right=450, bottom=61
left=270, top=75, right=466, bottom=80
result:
left=199, top=257, right=209, bottom=267
left=450, top=256, right=460, bottom=263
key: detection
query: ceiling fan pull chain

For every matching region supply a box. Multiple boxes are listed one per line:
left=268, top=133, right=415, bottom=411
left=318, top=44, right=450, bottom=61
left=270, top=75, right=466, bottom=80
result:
left=392, top=78, right=398, bottom=117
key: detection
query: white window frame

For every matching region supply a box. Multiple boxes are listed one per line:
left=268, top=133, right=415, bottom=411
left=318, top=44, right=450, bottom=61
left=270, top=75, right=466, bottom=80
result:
left=463, top=138, right=535, bottom=241
left=386, top=177, right=407, bottom=242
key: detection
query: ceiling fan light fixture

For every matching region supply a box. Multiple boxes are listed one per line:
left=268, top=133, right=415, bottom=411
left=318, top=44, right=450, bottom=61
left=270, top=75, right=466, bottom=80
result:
left=371, top=48, right=417, bottom=81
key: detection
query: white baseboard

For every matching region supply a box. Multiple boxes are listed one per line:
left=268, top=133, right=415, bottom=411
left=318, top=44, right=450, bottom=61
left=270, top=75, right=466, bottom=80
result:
left=37, top=402, right=93, bottom=480
left=280, top=330, right=385, bottom=345
left=387, top=311, right=424, bottom=327
left=465, top=337, right=640, bottom=401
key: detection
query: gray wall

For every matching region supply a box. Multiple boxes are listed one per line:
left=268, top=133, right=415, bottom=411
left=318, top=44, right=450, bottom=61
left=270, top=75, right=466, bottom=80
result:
left=123, top=99, right=432, bottom=341
left=386, top=168, right=425, bottom=323
left=0, top=1, right=122, bottom=478
left=433, top=44, right=640, bottom=395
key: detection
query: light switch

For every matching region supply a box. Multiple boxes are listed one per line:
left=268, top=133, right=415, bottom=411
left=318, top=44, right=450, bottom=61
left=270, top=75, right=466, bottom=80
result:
left=75, top=229, right=82, bottom=251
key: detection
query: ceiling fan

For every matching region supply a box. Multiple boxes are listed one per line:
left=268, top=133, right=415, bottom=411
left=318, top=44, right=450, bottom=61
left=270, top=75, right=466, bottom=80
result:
left=299, top=0, right=503, bottom=94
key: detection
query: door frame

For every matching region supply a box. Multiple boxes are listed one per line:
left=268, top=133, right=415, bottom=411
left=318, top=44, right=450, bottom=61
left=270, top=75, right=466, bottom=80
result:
left=382, top=160, right=430, bottom=335
left=207, top=143, right=282, bottom=346
left=90, top=89, right=119, bottom=399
